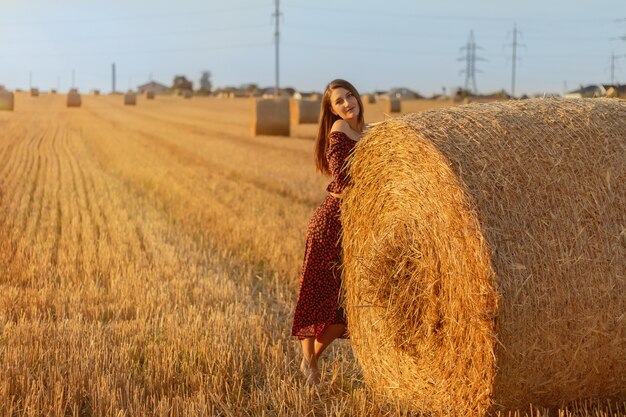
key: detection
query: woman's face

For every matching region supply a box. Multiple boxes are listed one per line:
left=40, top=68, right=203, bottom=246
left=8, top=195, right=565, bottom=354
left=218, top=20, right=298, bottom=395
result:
left=329, top=87, right=360, bottom=122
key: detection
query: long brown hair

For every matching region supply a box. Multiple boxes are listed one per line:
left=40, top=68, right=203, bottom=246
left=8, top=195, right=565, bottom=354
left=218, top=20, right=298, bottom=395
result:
left=315, top=79, right=365, bottom=175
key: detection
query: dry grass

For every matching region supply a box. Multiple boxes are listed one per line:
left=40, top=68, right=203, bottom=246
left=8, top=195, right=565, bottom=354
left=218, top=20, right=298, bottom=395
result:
left=0, top=92, right=623, bottom=416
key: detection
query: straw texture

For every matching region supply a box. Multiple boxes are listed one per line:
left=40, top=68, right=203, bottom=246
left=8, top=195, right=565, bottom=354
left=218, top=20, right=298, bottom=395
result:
left=341, top=98, right=626, bottom=416
left=66, top=91, right=81, bottom=107
left=251, top=98, right=290, bottom=136
left=0, top=90, right=14, bottom=111
left=290, top=98, right=320, bottom=124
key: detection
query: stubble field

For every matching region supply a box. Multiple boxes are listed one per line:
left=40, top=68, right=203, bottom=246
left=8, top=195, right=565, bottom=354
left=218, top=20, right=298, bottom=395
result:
left=1, top=92, right=623, bottom=417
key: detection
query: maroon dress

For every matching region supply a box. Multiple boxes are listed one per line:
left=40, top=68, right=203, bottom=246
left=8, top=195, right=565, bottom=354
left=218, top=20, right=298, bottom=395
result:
left=292, top=131, right=356, bottom=340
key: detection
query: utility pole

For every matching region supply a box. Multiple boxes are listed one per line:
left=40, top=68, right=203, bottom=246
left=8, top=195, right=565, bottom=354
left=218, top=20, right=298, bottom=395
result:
left=505, top=23, right=525, bottom=98
left=611, top=53, right=616, bottom=84
left=458, top=30, right=485, bottom=95
left=29, top=72, right=32, bottom=89
left=112, top=63, right=116, bottom=93
left=272, top=0, right=282, bottom=97
left=72, top=69, right=75, bottom=89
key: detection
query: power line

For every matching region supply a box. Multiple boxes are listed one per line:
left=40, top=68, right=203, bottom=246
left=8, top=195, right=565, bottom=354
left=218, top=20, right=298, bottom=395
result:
left=0, top=24, right=272, bottom=45
left=284, top=23, right=608, bottom=43
left=284, top=3, right=617, bottom=23
left=286, top=4, right=509, bottom=22
left=283, top=42, right=451, bottom=56
left=1, top=42, right=273, bottom=58
left=0, top=6, right=268, bottom=26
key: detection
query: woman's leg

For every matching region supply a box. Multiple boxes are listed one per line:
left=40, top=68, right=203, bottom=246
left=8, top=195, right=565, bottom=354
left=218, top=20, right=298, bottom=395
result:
left=300, top=337, right=320, bottom=384
left=314, top=323, right=346, bottom=360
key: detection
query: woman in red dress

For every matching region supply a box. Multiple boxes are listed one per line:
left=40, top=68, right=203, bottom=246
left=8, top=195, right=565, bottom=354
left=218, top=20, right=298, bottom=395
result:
left=291, top=79, right=365, bottom=385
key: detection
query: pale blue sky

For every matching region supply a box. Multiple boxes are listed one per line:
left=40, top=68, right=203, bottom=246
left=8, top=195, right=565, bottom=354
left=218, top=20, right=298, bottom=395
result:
left=1, top=0, right=625, bottom=96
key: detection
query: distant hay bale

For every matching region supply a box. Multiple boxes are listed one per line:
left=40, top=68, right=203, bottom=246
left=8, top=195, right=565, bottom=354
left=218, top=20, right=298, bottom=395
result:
left=363, top=94, right=376, bottom=104
left=251, top=97, right=290, bottom=136
left=146, top=91, right=155, bottom=100
left=30, top=88, right=39, bottom=97
left=0, top=90, right=14, bottom=111
left=93, top=89, right=100, bottom=96
left=124, top=92, right=137, bottom=105
left=341, top=98, right=626, bottom=416
left=385, top=97, right=401, bottom=113
left=290, top=99, right=320, bottom=124
left=183, top=90, right=193, bottom=99
left=66, top=90, right=81, bottom=107
left=50, top=89, right=57, bottom=94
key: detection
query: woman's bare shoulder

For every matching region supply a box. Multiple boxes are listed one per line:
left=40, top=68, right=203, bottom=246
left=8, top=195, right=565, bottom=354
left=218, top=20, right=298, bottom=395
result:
left=330, top=119, right=351, bottom=133
left=330, top=120, right=360, bottom=141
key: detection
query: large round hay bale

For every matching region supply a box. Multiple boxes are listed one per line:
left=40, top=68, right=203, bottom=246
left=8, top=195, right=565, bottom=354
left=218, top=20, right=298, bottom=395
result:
left=146, top=91, right=155, bottom=100
left=66, top=90, right=81, bottom=107
left=385, top=97, right=401, bottom=113
left=0, top=90, right=14, bottom=111
left=362, top=94, right=376, bottom=104
left=341, top=98, right=626, bottom=416
left=251, top=97, right=290, bottom=136
left=30, top=88, right=39, bottom=97
left=290, top=98, right=320, bottom=124
left=124, top=92, right=137, bottom=105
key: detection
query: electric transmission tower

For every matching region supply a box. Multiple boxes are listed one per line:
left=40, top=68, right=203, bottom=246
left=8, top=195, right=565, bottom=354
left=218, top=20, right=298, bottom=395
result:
left=458, top=30, right=485, bottom=95
left=505, top=23, right=525, bottom=98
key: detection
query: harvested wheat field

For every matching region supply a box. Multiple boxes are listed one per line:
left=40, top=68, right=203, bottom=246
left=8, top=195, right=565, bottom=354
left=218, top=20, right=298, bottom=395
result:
left=1, top=91, right=624, bottom=417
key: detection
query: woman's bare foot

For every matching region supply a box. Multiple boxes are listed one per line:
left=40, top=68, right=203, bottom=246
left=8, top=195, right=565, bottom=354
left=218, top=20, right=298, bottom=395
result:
left=300, top=357, right=321, bottom=386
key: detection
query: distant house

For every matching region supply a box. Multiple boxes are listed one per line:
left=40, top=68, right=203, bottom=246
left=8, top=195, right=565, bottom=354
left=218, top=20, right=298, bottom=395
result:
left=137, top=81, right=170, bottom=95
left=564, top=85, right=605, bottom=99
left=261, top=87, right=295, bottom=97
left=373, top=90, right=391, bottom=100
left=388, top=87, right=422, bottom=99
left=293, top=91, right=321, bottom=100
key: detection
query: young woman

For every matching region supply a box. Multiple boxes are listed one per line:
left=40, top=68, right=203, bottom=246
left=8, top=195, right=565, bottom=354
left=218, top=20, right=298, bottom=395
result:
left=291, top=79, right=365, bottom=385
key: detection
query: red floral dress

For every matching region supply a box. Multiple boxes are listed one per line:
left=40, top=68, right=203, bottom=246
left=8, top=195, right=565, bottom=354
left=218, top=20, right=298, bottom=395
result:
left=291, top=131, right=356, bottom=340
